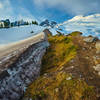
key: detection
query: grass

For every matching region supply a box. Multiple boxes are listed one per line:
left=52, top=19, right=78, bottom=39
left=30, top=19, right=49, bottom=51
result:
left=69, top=31, right=82, bottom=36
left=25, top=72, right=96, bottom=100
left=41, top=35, right=77, bottom=74
left=24, top=33, right=96, bottom=100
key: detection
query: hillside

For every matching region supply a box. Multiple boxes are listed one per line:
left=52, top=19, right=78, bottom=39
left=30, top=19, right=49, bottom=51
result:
left=0, top=31, right=49, bottom=100
left=23, top=31, right=100, bottom=100
left=0, top=25, right=45, bottom=44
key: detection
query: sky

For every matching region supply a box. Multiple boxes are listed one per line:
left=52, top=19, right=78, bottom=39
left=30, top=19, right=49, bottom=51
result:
left=0, top=0, right=100, bottom=23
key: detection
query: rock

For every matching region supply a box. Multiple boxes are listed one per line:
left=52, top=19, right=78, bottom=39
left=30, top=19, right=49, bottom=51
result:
left=0, top=41, right=49, bottom=100
left=93, top=64, right=100, bottom=75
left=30, top=31, right=34, bottom=33
left=83, top=36, right=98, bottom=43
left=98, top=72, right=100, bottom=76
left=93, top=64, right=100, bottom=71
left=43, top=29, right=52, bottom=36
left=55, top=88, right=59, bottom=92
left=93, top=56, right=100, bottom=64
left=40, top=19, right=57, bottom=28
left=56, top=31, right=62, bottom=36
left=40, top=19, right=49, bottom=27
left=66, top=77, right=72, bottom=80
left=96, top=41, right=100, bottom=53
left=85, top=56, right=89, bottom=59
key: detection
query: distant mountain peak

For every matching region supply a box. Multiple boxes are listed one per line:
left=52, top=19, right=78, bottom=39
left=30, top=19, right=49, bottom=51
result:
left=40, top=19, right=57, bottom=28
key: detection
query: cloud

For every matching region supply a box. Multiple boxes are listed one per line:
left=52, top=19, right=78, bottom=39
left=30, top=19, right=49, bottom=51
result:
left=15, top=7, right=36, bottom=22
left=0, top=2, right=3, bottom=9
left=0, top=0, right=36, bottom=21
left=0, top=0, right=14, bottom=20
left=33, top=0, right=100, bottom=15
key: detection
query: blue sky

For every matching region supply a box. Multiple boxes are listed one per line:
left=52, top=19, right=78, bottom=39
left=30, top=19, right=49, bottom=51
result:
left=0, top=0, right=100, bottom=23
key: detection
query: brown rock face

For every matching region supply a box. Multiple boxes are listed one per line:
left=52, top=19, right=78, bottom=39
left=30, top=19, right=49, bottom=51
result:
left=0, top=40, right=49, bottom=100
left=43, top=29, right=52, bottom=36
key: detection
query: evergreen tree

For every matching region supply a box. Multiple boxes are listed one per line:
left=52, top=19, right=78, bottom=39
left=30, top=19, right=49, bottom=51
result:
left=11, top=23, right=13, bottom=27
left=26, top=21, right=29, bottom=25
left=4, top=22, right=9, bottom=28
left=4, top=19, right=10, bottom=28
left=0, top=23, right=3, bottom=28
left=32, top=21, right=38, bottom=25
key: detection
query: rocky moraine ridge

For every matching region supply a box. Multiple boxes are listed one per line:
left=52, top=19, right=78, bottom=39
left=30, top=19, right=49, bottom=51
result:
left=0, top=29, right=100, bottom=100
left=0, top=30, right=49, bottom=100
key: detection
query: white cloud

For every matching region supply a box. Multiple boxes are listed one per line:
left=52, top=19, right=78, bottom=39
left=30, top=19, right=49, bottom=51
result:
left=15, top=7, right=36, bottom=22
left=33, top=0, right=100, bottom=15
left=0, top=0, right=36, bottom=21
left=0, top=0, right=14, bottom=20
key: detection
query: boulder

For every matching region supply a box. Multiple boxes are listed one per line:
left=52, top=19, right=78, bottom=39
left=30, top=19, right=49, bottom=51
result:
left=83, top=36, right=98, bottom=43
left=43, top=29, right=52, bottom=36
left=96, top=41, right=100, bottom=53
left=93, top=64, right=100, bottom=71
left=93, top=64, right=100, bottom=76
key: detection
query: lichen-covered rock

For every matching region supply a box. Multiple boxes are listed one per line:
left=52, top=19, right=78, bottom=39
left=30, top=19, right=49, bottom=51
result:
left=83, top=36, right=98, bottom=43
left=93, top=64, right=100, bottom=75
left=0, top=41, right=49, bottom=100
left=96, top=41, right=100, bottom=53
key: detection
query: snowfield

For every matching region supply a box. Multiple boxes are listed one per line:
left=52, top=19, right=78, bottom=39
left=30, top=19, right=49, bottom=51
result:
left=0, top=32, right=45, bottom=60
left=56, top=14, right=100, bottom=38
left=0, top=25, right=45, bottom=44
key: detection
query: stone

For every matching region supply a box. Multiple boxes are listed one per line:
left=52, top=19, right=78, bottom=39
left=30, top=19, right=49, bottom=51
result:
left=83, top=36, right=98, bottom=43
left=98, top=72, right=100, bottom=76
left=66, top=77, right=72, bottom=80
left=0, top=41, right=49, bottom=100
left=55, top=88, right=59, bottom=92
left=96, top=41, right=100, bottom=53
left=93, top=64, right=100, bottom=76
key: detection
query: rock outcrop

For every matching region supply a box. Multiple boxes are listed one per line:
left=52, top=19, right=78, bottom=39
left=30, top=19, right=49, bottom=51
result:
left=96, top=41, right=100, bottom=53
left=83, top=36, right=98, bottom=43
left=40, top=19, right=57, bottom=28
left=0, top=40, right=49, bottom=100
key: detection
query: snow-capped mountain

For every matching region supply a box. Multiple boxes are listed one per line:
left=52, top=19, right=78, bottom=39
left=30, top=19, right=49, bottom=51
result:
left=0, top=14, right=100, bottom=45
left=56, top=14, right=100, bottom=38
left=40, top=19, right=57, bottom=28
